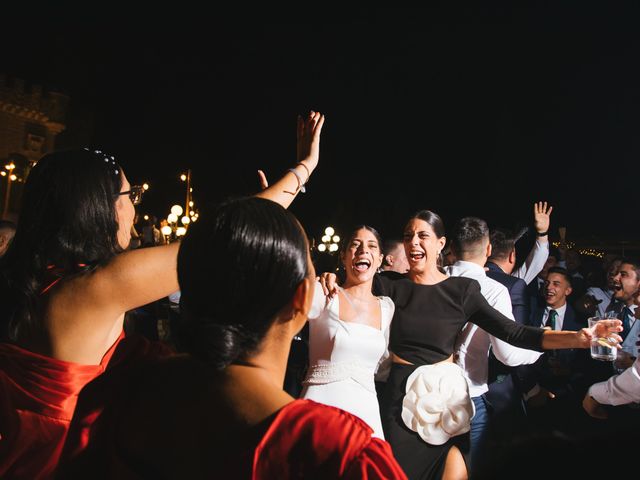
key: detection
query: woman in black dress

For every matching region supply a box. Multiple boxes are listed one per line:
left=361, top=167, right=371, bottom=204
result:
left=324, top=209, right=622, bottom=480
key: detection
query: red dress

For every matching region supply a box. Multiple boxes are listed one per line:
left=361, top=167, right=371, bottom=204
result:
left=57, top=354, right=406, bottom=479
left=0, top=333, right=172, bottom=480
left=250, top=399, right=407, bottom=479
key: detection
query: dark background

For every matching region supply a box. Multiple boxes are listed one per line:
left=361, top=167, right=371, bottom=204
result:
left=2, top=6, right=639, bottom=245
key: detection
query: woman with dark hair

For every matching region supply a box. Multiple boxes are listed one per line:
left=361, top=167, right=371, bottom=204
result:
left=0, top=111, right=324, bottom=479
left=59, top=198, right=406, bottom=479
left=322, top=209, right=622, bottom=480
left=301, top=225, right=394, bottom=439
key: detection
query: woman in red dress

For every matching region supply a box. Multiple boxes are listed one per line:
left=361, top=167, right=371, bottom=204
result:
left=59, top=195, right=405, bottom=479
left=0, top=112, right=325, bottom=479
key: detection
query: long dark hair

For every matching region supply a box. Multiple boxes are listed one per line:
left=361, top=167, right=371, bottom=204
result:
left=0, top=149, right=123, bottom=342
left=177, top=196, right=310, bottom=369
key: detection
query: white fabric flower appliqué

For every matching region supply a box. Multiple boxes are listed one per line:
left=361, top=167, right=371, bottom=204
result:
left=401, top=362, right=475, bottom=446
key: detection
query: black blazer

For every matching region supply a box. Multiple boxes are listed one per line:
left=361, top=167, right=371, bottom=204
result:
left=520, top=303, right=589, bottom=398
left=484, top=262, right=532, bottom=421
left=486, top=262, right=530, bottom=325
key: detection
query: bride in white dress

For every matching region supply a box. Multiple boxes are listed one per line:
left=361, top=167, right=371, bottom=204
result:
left=301, top=226, right=394, bottom=439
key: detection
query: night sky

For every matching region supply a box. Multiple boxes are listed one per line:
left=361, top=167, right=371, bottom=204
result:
left=2, top=6, right=639, bottom=246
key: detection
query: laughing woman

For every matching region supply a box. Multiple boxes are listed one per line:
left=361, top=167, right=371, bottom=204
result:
left=322, top=209, right=623, bottom=479
left=301, top=226, right=394, bottom=439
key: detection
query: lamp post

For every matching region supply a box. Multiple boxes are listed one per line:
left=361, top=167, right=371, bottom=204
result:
left=180, top=169, right=191, bottom=222
left=2, top=162, right=16, bottom=218
left=164, top=204, right=191, bottom=243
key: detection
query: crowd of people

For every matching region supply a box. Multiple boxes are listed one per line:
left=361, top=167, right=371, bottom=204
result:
left=0, top=110, right=637, bottom=479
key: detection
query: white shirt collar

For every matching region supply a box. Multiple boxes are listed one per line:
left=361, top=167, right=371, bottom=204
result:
left=447, top=261, right=486, bottom=281
left=546, top=303, right=567, bottom=318
left=544, top=303, right=568, bottom=329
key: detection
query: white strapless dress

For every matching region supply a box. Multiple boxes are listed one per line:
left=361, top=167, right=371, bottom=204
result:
left=301, top=282, right=394, bottom=439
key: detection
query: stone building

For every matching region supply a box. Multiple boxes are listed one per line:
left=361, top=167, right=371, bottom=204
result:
left=0, top=74, right=68, bottom=218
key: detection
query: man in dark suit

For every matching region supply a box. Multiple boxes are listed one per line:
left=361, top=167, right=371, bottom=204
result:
left=486, top=229, right=530, bottom=324
left=483, top=228, right=532, bottom=441
left=521, top=266, right=590, bottom=436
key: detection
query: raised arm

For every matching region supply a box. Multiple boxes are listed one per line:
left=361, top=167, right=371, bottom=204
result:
left=66, top=112, right=325, bottom=363
left=513, top=201, right=551, bottom=283
left=255, top=111, right=325, bottom=208
left=109, top=110, right=325, bottom=311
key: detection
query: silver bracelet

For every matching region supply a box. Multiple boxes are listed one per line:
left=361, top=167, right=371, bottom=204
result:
left=287, top=167, right=306, bottom=193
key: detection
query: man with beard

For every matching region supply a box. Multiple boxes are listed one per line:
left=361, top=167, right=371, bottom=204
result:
left=607, top=259, right=640, bottom=371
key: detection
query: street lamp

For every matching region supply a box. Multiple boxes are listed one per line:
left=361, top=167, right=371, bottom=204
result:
left=170, top=205, right=183, bottom=217
left=180, top=169, right=192, bottom=220
left=318, top=226, right=340, bottom=253
left=160, top=224, right=172, bottom=244
left=2, top=162, right=16, bottom=218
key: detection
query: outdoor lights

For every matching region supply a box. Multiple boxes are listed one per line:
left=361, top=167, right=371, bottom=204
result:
left=318, top=226, right=340, bottom=254
left=170, top=205, right=183, bottom=216
left=167, top=213, right=178, bottom=224
left=142, top=183, right=150, bottom=191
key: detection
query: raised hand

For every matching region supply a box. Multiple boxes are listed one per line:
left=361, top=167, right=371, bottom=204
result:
left=254, top=111, right=325, bottom=208
left=297, top=111, right=325, bottom=169
left=533, top=201, right=553, bottom=235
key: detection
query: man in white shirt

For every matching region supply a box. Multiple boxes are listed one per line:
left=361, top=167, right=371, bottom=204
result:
left=447, top=217, right=541, bottom=476
left=584, top=288, right=640, bottom=422
left=584, top=357, right=640, bottom=416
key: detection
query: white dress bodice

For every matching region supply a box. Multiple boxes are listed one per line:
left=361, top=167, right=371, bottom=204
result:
left=301, top=281, right=394, bottom=438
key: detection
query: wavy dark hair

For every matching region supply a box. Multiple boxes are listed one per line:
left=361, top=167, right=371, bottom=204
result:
left=0, top=149, right=123, bottom=341
left=177, top=197, right=310, bottom=369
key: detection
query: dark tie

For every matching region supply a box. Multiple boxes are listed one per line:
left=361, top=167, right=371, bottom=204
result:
left=621, top=307, right=632, bottom=340
left=547, top=309, right=558, bottom=330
